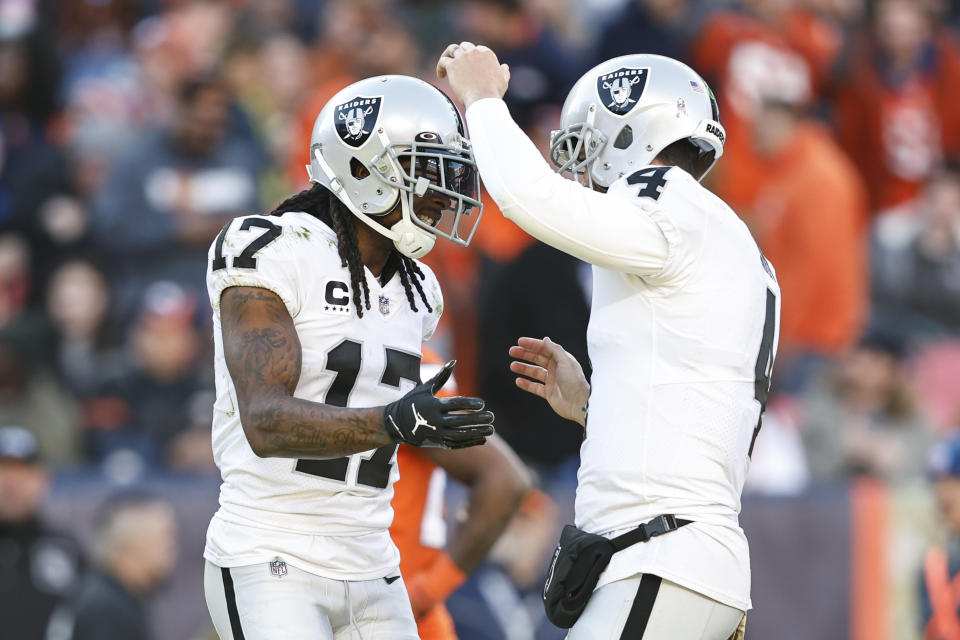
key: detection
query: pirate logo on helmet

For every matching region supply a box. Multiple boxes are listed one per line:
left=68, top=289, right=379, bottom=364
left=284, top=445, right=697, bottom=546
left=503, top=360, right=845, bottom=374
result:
left=334, top=95, right=383, bottom=147
left=596, top=67, right=649, bottom=116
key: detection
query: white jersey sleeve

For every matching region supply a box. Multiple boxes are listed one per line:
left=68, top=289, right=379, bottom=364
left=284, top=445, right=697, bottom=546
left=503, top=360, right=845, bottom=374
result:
left=206, top=215, right=303, bottom=317
left=605, top=165, right=711, bottom=287
left=465, top=98, right=669, bottom=275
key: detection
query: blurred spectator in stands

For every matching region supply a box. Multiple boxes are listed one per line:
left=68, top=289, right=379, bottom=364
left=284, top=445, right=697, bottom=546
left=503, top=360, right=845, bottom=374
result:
left=132, top=1, right=234, bottom=114
left=748, top=79, right=867, bottom=390
left=478, top=243, right=590, bottom=478
left=57, top=0, right=141, bottom=152
left=447, top=488, right=559, bottom=640
left=593, top=0, right=709, bottom=66
left=0, top=14, right=61, bottom=139
left=0, top=426, right=83, bottom=640
left=743, top=403, right=810, bottom=495
left=45, top=258, right=120, bottom=396
left=2, top=133, right=93, bottom=304
left=287, top=0, right=423, bottom=190
left=0, top=232, right=30, bottom=327
left=689, top=0, right=828, bottom=211
left=52, top=492, right=178, bottom=640
left=872, top=165, right=960, bottom=336
left=0, top=316, right=80, bottom=465
left=0, top=28, right=73, bottom=289
left=801, top=333, right=932, bottom=483
left=164, top=387, right=217, bottom=473
left=91, top=74, right=263, bottom=325
left=456, top=0, right=580, bottom=129
left=833, top=0, right=960, bottom=215
left=233, top=0, right=317, bottom=45
left=911, top=339, right=960, bottom=436
left=918, top=435, right=960, bottom=637
left=229, top=32, right=311, bottom=207
left=87, top=281, right=211, bottom=468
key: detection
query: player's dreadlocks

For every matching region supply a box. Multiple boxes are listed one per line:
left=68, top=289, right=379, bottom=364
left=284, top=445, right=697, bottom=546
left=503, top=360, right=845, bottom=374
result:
left=270, top=183, right=433, bottom=318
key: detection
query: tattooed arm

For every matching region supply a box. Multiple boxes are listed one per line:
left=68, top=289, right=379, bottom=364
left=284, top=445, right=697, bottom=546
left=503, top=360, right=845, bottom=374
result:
left=220, top=286, right=393, bottom=458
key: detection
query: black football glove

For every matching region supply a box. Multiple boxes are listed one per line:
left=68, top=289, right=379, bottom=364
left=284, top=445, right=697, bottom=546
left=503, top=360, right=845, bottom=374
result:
left=384, top=360, right=495, bottom=449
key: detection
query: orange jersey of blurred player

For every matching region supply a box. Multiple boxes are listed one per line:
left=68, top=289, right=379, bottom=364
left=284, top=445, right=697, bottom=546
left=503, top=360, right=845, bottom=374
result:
left=391, top=348, right=461, bottom=639
left=689, top=8, right=835, bottom=211
left=390, top=348, right=529, bottom=640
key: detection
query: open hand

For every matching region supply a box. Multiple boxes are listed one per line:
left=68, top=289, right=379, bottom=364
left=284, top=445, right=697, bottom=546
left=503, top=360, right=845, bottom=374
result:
left=509, top=337, right=589, bottom=426
left=437, top=41, right=510, bottom=108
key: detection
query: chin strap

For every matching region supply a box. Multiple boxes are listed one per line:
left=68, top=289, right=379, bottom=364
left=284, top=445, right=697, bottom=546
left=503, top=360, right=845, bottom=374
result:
left=307, top=138, right=436, bottom=259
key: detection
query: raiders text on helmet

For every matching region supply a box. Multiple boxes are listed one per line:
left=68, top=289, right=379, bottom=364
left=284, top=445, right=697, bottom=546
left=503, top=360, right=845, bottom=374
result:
left=550, top=54, right=725, bottom=188
left=307, top=75, right=482, bottom=259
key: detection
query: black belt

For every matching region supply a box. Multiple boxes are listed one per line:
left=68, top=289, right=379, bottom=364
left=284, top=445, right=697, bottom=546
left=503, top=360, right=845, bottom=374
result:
left=610, top=514, right=692, bottom=552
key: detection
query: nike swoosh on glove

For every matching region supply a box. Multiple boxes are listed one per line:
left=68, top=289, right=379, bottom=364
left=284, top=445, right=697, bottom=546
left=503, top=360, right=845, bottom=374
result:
left=383, top=360, right=495, bottom=448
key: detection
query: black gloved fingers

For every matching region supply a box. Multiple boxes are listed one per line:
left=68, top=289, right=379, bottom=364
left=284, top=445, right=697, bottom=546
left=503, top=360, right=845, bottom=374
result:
left=438, top=395, right=485, bottom=412
left=427, top=360, right=457, bottom=394
left=443, top=423, right=495, bottom=442
left=441, top=410, right=495, bottom=428
left=446, top=437, right=488, bottom=450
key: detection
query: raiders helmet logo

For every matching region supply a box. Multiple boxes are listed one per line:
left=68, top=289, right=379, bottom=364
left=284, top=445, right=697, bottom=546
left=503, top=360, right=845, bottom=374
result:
left=597, top=67, right=649, bottom=116
left=334, top=96, right=383, bottom=147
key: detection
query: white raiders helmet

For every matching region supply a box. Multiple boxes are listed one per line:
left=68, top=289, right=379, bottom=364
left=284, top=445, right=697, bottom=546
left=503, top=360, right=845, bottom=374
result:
left=307, top=75, right=482, bottom=259
left=550, top=54, right=725, bottom=189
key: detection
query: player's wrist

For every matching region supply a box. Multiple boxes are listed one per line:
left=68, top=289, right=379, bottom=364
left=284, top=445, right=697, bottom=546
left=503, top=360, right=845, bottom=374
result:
left=461, top=88, right=502, bottom=109
left=382, top=403, right=409, bottom=444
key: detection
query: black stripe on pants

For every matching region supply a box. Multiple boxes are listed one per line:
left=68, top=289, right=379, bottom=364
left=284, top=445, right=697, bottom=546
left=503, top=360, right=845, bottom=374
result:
left=620, top=574, right=662, bottom=639
left=221, top=567, right=247, bottom=640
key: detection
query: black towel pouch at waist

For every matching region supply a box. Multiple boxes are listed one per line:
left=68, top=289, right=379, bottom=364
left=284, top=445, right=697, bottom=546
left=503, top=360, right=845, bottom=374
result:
left=541, top=514, right=690, bottom=629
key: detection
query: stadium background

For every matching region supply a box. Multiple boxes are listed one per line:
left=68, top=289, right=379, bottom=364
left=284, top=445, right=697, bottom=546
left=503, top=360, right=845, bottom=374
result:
left=3, top=0, right=960, bottom=637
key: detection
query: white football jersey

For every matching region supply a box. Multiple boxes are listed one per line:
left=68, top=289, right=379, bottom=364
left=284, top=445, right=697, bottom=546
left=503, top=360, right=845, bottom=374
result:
left=202, top=210, right=443, bottom=581
left=467, top=98, right=780, bottom=611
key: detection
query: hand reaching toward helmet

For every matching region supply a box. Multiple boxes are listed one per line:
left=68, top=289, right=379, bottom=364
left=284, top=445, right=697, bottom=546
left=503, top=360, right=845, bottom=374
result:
left=384, top=360, right=495, bottom=448
left=437, top=42, right=510, bottom=108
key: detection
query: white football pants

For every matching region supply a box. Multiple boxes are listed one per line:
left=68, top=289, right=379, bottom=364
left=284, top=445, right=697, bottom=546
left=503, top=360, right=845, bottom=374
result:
left=567, top=574, right=745, bottom=640
left=204, top=560, right=419, bottom=640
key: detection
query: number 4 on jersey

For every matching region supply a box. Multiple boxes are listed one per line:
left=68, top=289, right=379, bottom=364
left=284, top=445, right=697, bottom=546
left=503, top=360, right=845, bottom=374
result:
left=626, top=166, right=670, bottom=200
left=749, top=251, right=779, bottom=459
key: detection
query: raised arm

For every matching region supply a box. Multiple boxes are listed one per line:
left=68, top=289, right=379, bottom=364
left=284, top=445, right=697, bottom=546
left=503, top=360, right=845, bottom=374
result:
left=406, top=435, right=530, bottom=618
left=220, top=286, right=495, bottom=457
left=439, top=44, right=669, bottom=275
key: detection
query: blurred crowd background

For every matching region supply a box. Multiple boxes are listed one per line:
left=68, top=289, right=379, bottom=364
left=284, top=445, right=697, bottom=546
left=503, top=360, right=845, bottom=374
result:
left=3, top=0, right=960, bottom=637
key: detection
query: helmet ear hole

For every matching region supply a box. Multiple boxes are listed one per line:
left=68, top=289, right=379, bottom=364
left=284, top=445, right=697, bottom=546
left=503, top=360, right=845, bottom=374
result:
left=613, top=125, right=633, bottom=150
left=349, top=157, right=370, bottom=180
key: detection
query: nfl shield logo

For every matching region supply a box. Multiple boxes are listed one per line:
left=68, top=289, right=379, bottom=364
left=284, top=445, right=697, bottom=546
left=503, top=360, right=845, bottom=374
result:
left=270, top=560, right=287, bottom=577
left=379, top=295, right=390, bottom=316
left=597, top=67, right=649, bottom=116
left=334, top=95, right=383, bottom=147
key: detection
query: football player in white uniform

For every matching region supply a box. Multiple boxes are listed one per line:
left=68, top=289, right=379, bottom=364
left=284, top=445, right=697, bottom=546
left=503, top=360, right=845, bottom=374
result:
left=439, top=47, right=780, bottom=639
left=201, top=75, right=495, bottom=640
